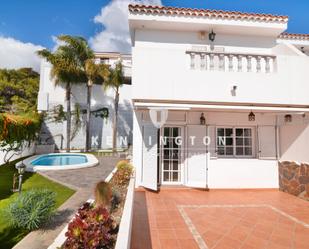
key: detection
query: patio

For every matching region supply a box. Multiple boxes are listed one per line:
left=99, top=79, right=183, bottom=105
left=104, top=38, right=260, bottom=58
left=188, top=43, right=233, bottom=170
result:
left=131, top=188, right=309, bottom=249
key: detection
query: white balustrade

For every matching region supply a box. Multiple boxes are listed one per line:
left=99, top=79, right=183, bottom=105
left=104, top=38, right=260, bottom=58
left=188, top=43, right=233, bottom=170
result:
left=186, top=51, right=276, bottom=73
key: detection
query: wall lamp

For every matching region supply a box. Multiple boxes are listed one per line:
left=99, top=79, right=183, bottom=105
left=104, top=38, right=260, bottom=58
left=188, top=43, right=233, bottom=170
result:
left=200, top=113, right=206, bottom=125
left=248, top=111, right=255, bottom=122
left=209, top=30, right=216, bottom=42
left=285, top=114, right=292, bottom=123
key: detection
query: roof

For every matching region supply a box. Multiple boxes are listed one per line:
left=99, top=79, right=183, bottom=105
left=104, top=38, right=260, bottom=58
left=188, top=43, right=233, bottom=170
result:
left=278, top=33, right=309, bottom=41
left=128, top=4, right=289, bottom=23
left=95, top=52, right=131, bottom=58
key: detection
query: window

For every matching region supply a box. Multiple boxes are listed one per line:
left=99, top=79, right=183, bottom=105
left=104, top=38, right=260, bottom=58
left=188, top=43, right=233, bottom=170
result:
left=217, top=127, right=253, bottom=157
left=217, top=128, right=233, bottom=156
left=100, top=58, right=109, bottom=64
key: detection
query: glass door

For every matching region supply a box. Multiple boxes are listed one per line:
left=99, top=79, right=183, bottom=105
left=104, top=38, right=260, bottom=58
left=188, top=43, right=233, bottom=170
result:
left=161, top=126, right=183, bottom=184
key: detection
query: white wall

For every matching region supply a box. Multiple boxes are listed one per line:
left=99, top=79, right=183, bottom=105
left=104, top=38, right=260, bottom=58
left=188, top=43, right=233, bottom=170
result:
left=0, top=143, right=35, bottom=166
left=208, top=159, right=278, bottom=188
left=132, top=29, right=309, bottom=106
left=279, top=120, right=309, bottom=163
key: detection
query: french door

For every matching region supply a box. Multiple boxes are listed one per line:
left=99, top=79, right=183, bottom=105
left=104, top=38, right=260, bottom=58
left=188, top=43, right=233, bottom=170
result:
left=161, top=126, right=183, bottom=185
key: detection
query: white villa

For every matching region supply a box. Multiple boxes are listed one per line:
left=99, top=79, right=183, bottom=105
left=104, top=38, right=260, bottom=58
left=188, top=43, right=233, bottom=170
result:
left=128, top=5, right=309, bottom=190
left=38, top=4, right=309, bottom=191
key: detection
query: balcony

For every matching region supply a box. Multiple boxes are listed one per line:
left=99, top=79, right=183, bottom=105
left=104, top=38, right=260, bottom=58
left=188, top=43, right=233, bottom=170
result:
left=186, top=49, right=277, bottom=74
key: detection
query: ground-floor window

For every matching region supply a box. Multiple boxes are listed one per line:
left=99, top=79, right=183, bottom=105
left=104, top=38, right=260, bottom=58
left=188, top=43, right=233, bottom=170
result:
left=217, top=127, right=254, bottom=157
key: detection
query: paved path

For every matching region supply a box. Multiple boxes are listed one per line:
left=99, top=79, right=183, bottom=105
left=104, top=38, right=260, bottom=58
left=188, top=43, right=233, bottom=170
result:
left=131, top=189, right=309, bottom=249
left=39, top=155, right=119, bottom=190
left=13, top=155, right=119, bottom=249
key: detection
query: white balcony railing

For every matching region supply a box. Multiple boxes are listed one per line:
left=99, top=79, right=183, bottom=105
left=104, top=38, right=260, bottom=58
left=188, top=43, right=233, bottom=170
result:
left=186, top=50, right=277, bottom=73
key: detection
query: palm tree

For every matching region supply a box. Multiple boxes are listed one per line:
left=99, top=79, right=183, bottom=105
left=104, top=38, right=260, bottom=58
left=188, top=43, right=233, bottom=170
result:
left=104, top=61, right=125, bottom=153
left=84, top=59, right=109, bottom=151
left=57, top=36, right=111, bottom=152
left=39, top=35, right=109, bottom=152
left=37, top=35, right=87, bottom=152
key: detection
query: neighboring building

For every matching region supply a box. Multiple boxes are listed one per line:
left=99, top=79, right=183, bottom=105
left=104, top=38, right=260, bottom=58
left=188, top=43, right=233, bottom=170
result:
left=37, top=52, right=133, bottom=150
left=129, top=5, right=309, bottom=190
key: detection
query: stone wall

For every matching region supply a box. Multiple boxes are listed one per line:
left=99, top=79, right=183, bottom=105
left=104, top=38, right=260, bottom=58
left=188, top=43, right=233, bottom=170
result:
left=278, top=161, right=309, bottom=197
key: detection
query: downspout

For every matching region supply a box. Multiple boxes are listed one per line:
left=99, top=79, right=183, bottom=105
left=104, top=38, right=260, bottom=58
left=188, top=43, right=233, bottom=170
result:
left=275, top=115, right=280, bottom=160
left=206, top=124, right=209, bottom=190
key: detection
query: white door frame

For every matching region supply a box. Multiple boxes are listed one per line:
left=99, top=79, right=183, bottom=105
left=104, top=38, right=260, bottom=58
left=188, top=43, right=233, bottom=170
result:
left=160, top=125, right=185, bottom=185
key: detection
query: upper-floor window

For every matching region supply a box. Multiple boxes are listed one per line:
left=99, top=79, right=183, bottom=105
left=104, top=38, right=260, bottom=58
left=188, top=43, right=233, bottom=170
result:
left=217, top=127, right=254, bottom=157
left=100, top=58, right=109, bottom=64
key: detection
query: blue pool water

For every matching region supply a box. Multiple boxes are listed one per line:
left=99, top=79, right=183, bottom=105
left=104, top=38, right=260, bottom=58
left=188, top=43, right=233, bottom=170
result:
left=31, top=154, right=88, bottom=166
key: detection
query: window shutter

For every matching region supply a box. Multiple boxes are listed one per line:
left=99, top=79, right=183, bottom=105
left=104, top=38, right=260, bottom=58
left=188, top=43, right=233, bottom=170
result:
left=141, top=123, right=158, bottom=191
left=258, top=126, right=277, bottom=159
left=186, top=125, right=208, bottom=188
left=207, top=125, right=217, bottom=159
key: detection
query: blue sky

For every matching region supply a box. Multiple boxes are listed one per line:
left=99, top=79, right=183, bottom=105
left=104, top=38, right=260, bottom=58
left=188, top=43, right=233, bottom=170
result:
left=0, top=0, right=309, bottom=71
left=0, top=0, right=308, bottom=49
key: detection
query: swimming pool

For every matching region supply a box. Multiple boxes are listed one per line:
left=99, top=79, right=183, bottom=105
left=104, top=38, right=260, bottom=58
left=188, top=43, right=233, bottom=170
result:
left=18, top=153, right=99, bottom=172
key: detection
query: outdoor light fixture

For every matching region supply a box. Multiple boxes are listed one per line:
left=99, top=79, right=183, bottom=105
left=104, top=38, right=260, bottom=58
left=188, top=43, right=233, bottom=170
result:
left=209, top=30, right=216, bottom=42
left=248, top=111, right=255, bottom=121
left=285, top=114, right=292, bottom=123
left=16, top=163, right=26, bottom=193
left=200, top=113, right=206, bottom=125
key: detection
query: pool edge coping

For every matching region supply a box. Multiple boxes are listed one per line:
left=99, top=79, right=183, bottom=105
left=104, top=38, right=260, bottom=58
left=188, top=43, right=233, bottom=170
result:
left=16, top=153, right=99, bottom=172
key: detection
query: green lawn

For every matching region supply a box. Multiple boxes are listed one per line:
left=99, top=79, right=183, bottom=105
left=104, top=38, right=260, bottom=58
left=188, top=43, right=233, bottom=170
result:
left=0, top=157, right=75, bottom=248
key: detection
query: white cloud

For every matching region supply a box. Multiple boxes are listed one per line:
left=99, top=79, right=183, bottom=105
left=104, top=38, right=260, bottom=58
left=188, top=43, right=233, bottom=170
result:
left=0, top=36, right=44, bottom=72
left=89, top=0, right=162, bottom=53
left=51, top=35, right=66, bottom=51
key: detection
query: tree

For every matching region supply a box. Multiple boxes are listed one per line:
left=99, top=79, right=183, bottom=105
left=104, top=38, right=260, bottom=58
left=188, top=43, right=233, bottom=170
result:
left=49, top=35, right=109, bottom=152
left=104, top=61, right=125, bottom=153
left=37, top=36, right=87, bottom=152
left=84, top=59, right=109, bottom=151
left=0, top=68, right=41, bottom=163
left=0, top=68, right=39, bottom=114
left=0, top=113, right=41, bottom=164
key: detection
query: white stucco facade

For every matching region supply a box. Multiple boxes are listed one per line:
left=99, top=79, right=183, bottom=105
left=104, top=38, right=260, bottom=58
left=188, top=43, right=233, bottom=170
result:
left=129, top=5, right=309, bottom=190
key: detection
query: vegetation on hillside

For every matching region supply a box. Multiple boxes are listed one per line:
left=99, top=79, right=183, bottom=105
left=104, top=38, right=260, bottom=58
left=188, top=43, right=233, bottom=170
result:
left=0, top=68, right=39, bottom=114
left=0, top=68, right=42, bottom=162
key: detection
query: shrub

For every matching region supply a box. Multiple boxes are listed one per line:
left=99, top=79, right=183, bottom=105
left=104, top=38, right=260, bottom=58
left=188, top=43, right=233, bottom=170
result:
left=94, top=181, right=112, bottom=207
left=110, top=187, right=121, bottom=211
left=7, top=189, right=56, bottom=230
left=112, top=160, right=133, bottom=187
left=116, top=160, right=131, bottom=171
left=63, top=202, right=116, bottom=249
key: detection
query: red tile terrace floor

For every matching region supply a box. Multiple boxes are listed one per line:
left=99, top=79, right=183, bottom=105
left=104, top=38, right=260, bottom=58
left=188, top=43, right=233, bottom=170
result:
left=131, top=189, right=309, bottom=249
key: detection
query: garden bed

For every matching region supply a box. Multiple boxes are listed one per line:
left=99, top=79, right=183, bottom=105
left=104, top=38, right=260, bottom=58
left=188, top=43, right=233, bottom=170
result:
left=114, top=174, right=135, bottom=249
left=50, top=160, right=135, bottom=249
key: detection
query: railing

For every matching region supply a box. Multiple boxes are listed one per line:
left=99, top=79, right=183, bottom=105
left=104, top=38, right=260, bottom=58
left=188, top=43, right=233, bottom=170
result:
left=186, top=50, right=277, bottom=73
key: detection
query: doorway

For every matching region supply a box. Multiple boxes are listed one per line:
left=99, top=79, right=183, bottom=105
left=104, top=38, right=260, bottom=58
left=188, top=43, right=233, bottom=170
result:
left=160, top=126, right=183, bottom=185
